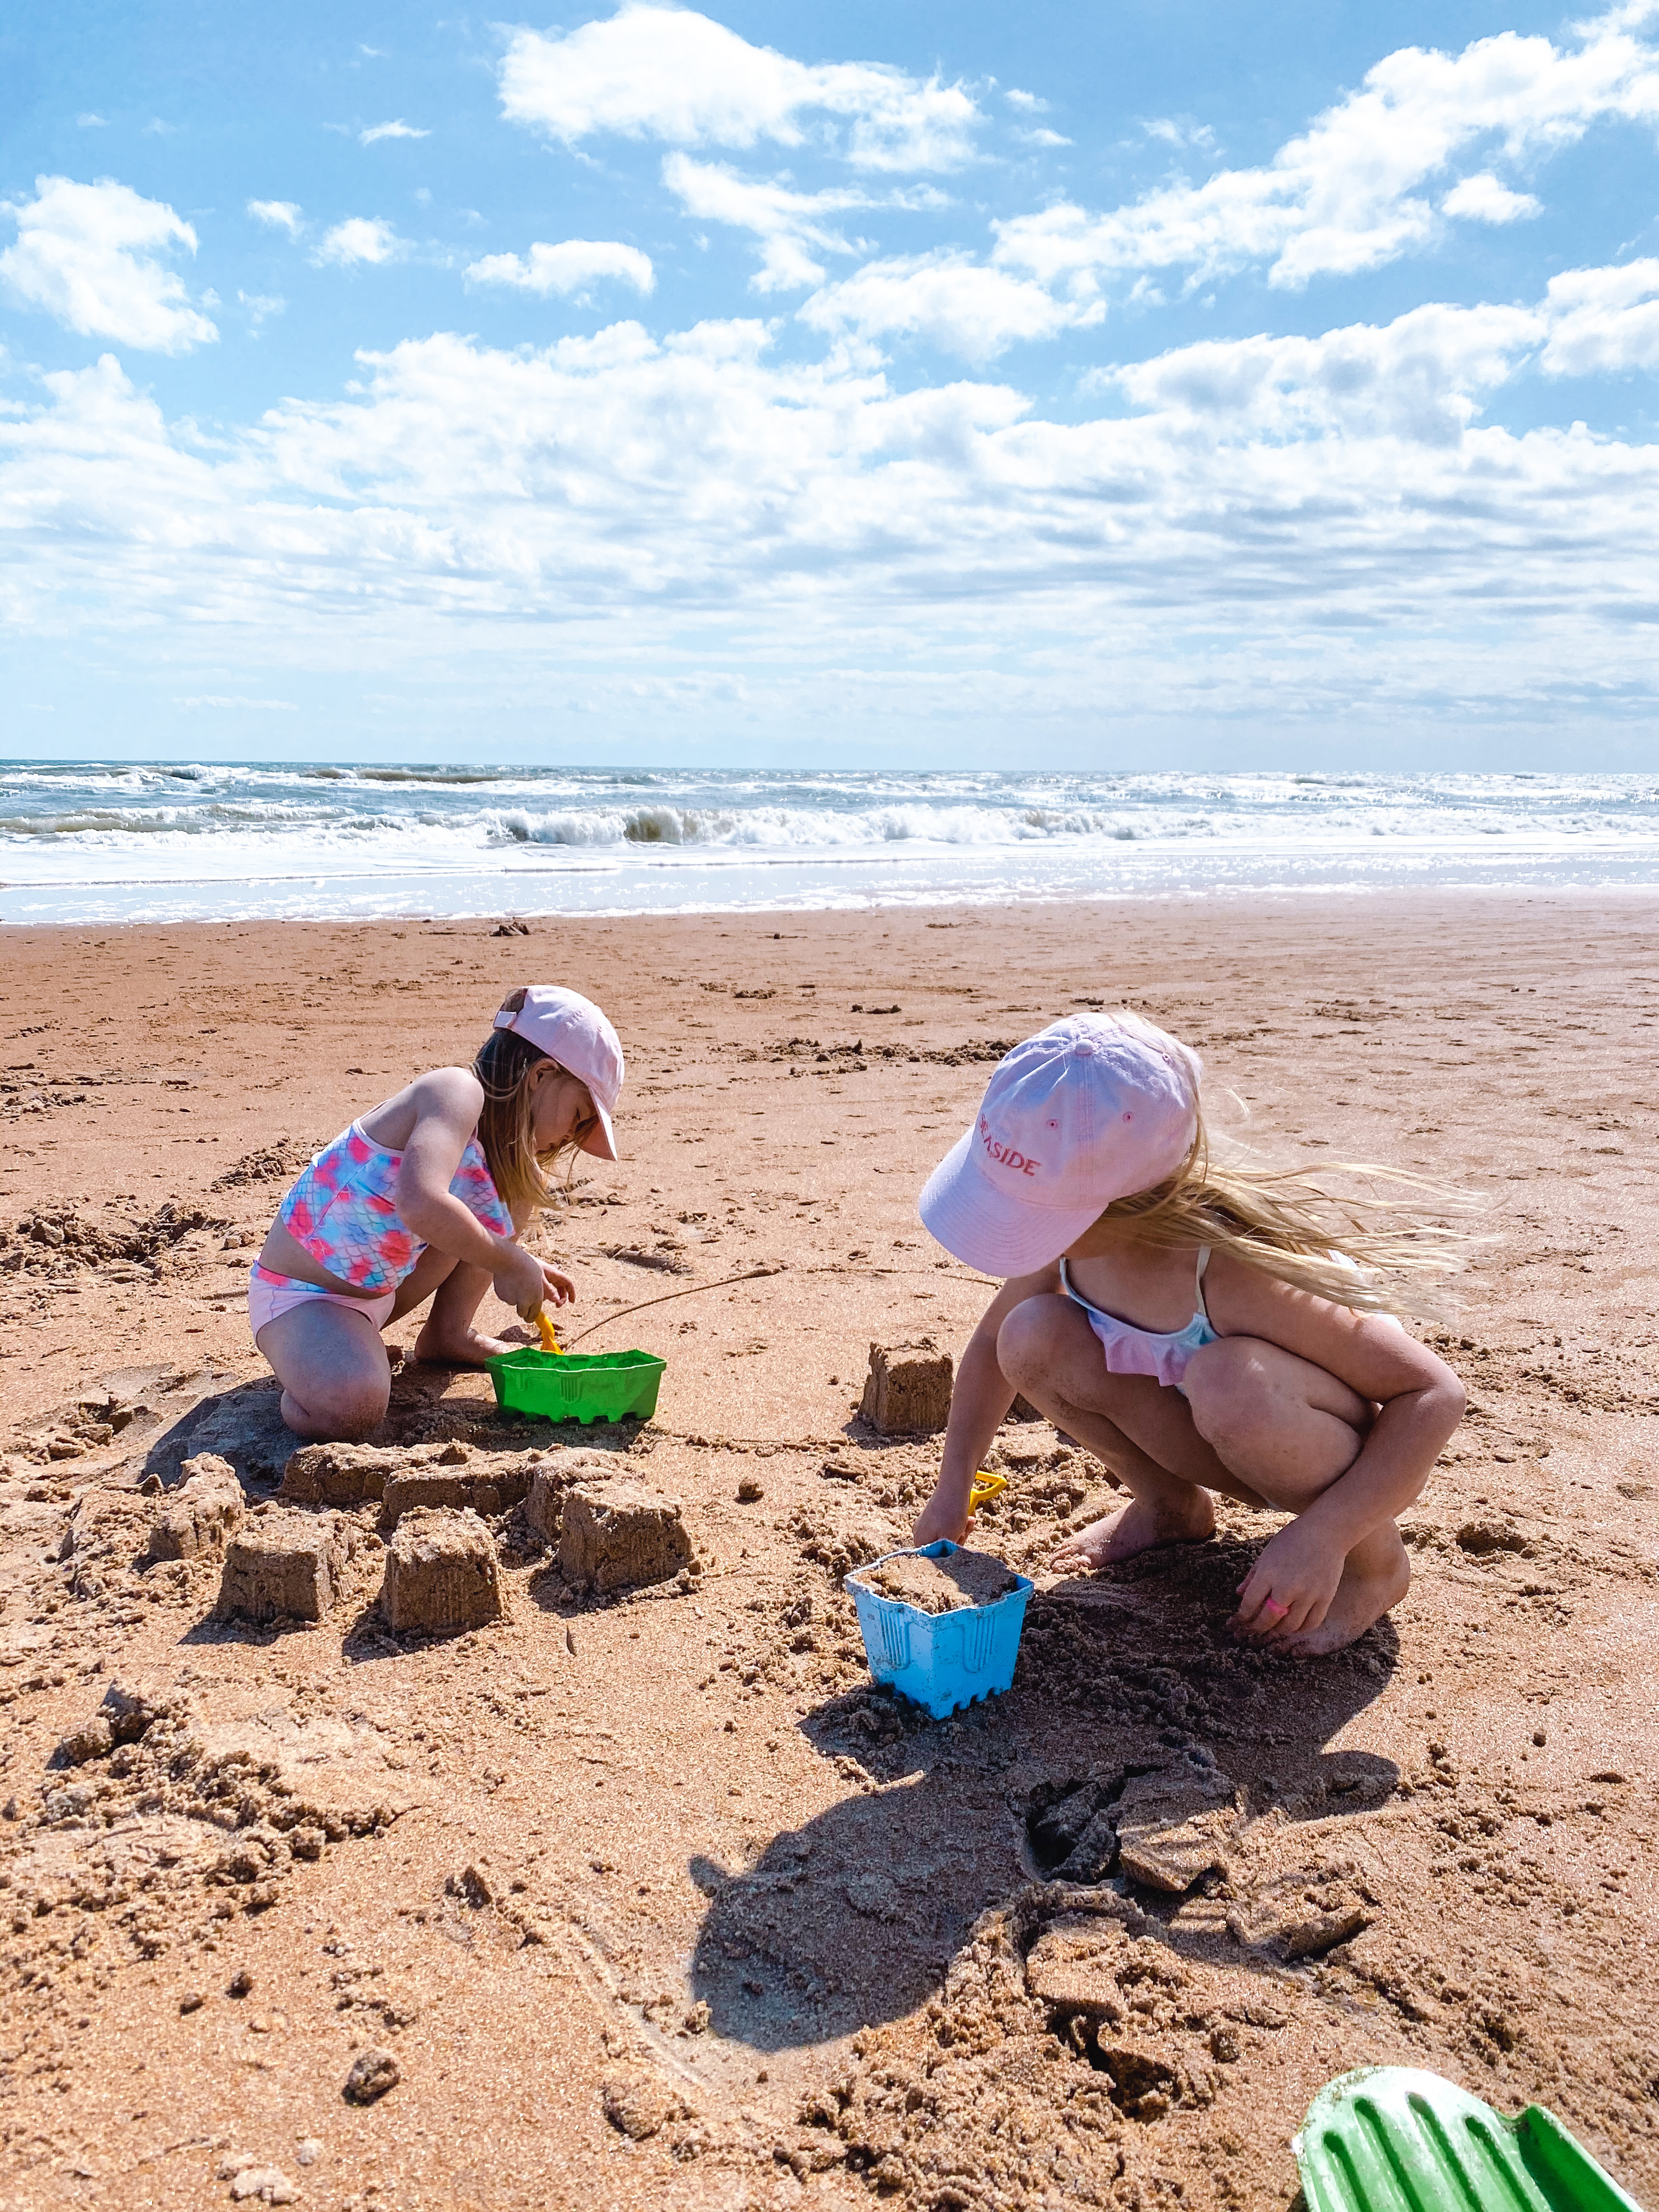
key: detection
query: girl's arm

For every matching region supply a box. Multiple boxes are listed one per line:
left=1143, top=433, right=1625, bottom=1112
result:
left=913, top=1266, right=1060, bottom=1544
left=1206, top=1260, right=1466, bottom=1635
left=396, top=1071, right=560, bottom=1311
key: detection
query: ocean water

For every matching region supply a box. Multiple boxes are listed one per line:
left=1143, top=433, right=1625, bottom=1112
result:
left=2, top=761, right=1658, bottom=926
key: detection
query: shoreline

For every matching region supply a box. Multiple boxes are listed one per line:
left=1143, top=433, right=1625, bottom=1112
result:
left=7, top=874, right=1659, bottom=935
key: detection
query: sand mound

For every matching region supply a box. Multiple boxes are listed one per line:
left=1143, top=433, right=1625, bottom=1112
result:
left=859, top=1546, right=1021, bottom=1613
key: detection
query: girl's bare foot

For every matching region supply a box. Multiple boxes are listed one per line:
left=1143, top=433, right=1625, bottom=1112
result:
left=1278, top=1529, right=1410, bottom=1656
left=1051, top=1487, right=1216, bottom=1572
left=413, top=1321, right=515, bottom=1367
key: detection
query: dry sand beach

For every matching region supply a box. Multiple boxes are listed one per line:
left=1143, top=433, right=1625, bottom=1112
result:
left=1, top=894, right=1656, bottom=2211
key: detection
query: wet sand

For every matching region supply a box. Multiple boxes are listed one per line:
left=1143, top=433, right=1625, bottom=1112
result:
left=1, top=893, right=1656, bottom=2210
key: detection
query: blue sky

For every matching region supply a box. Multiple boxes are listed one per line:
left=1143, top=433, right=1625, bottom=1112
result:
left=3, top=1, right=1659, bottom=768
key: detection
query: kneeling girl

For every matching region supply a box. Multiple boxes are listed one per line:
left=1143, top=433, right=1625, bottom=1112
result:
left=251, top=986, right=623, bottom=1442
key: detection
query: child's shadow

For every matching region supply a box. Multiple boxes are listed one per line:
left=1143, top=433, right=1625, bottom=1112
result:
left=685, top=1530, right=1402, bottom=2055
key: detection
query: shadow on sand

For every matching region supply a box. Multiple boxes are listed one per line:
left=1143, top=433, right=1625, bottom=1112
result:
left=687, top=1530, right=1401, bottom=2054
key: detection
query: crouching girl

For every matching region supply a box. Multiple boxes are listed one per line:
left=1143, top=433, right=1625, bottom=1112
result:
left=912, top=1013, right=1467, bottom=1655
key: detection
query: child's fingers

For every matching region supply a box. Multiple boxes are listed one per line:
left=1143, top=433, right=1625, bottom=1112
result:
left=1232, top=1579, right=1297, bottom=1639
left=1232, top=1566, right=1279, bottom=1623
left=1261, top=1595, right=1311, bottom=1640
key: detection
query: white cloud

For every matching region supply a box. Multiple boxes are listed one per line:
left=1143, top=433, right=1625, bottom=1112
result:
left=1143, top=117, right=1219, bottom=154
left=1541, top=256, right=1659, bottom=373
left=175, top=694, right=297, bottom=709
left=800, top=251, right=1104, bottom=359
left=7, top=315, right=1659, bottom=740
left=238, top=289, right=286, bottom=331
left=1005, top=89, right=1046, bottom=113
left=360, top=120, right=429, bottom=145
left=76, top=114, right=108, bottom=129
left=663, top=153, right=895, bottom=291
left=1096, top=301, right=1544, bottom=444
left=1018, top=128, right=1073, bottom=149
left=995, top=6, right=1659, bottom=295
left=247, top=199, right=303, bottom=237
left=498, top=3, right=981, bottom=171
left=0, top=174, right=217, bottom=352
left=313, top=217, right=402, bottom=267
left=466, top=239, right=654, bottom=297
left=1442, top=172, right=1542, bottom=222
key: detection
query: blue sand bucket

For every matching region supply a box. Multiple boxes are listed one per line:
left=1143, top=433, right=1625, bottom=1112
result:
left=845, top=1541, right=1034, bottom=1720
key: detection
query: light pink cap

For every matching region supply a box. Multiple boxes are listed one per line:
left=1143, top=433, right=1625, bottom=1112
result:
left=493, top=986, right=624, bottom=1161
left=917, top=1012, right=1201, bottom=1277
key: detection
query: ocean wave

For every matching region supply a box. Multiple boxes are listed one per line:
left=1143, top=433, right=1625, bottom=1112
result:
left=4, top=768, right=1659, bottom=909
left=488, top=802, right=1159, bottom=849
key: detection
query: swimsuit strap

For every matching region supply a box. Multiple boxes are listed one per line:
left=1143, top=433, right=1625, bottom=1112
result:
left=1194, top=1245, right=1212, bottom=1325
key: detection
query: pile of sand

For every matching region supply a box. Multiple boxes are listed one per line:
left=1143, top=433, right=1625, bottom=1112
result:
left=859, top=1545, right=1021, bottom=1613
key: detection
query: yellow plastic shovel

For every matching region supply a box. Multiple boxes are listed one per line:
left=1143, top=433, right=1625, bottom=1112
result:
left=520, top=1303, right=563, bottom=1353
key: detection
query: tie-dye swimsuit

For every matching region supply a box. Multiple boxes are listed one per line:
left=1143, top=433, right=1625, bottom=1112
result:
left=249, top=1121, right=514, bottom=1339
left=1060, top=1246, right=1217, bottom=1396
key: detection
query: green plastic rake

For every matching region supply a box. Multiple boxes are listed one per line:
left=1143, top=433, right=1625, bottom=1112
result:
left=1294, top=2068, right=1644, bottom=2212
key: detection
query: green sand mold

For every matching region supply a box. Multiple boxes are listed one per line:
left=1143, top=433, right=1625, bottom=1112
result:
left=1295, top=2067, right=1643, bottom=2212
left=486, top=1347, right=665, bottom=1426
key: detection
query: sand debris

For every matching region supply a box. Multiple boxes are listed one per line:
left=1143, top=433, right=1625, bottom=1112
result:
left=601, top=2068, right=689, bottom=2140
left=343, top=2048, right=400, bottom=2104
left=210, top=1137, right=318, bottom=1191
left=0, top=1198, right=229, bottom=1278
left=147, top=1451, right=245, bottom=1562
left=1229, top=1855, right=1380, bottom=1961
left=1114, top=1759, right=1237, bottom=1894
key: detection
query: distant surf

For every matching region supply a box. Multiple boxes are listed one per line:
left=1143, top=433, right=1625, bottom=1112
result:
left=3, top=761, right=1657, bottom=924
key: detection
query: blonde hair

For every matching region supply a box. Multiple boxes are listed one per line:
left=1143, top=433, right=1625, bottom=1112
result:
left=472, top=992, right=585, bottom=1221
left=1094, top=1091, right=1481, bottom=1322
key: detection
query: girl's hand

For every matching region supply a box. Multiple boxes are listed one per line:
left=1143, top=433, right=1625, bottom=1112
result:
left=535, top=1262, right=576, bottom=1309
left=913, top=1477, right=973, bottom=1549
left=1231, top=1516, right=1345, bottom=1644
left=492, top=1243, right=558, bottom=1314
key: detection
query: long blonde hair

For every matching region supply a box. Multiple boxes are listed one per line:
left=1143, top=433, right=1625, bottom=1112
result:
left=1094, top=1098, right=1481, bottom=1321
left=472, top=997, right=585, bottom=1221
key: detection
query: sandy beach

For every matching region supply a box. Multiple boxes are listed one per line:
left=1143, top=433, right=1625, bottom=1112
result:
left=2, top=891, right=1656, bottom=2211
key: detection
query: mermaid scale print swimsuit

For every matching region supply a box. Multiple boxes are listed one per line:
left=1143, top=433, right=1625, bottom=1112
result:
left=247, top=1120, right=514, bottom=1339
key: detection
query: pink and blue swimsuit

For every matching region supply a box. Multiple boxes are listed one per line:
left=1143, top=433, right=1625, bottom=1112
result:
left=249, top=1121, right=514, bottom=1339
left=1059, top=1246, right=1218, bottom=1396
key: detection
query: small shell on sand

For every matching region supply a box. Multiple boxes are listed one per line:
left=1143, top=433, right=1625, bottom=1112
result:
left=859, top=1548, right=1019, bottom=1615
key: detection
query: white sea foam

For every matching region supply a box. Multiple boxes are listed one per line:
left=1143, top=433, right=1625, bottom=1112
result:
left=2, top=761, right=1657, bottom=923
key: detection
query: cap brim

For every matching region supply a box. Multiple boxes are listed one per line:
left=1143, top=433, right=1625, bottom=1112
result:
left=917, top=1126, right=1102, bottom=1279
left=579, top=1098, right=618, bottom=1163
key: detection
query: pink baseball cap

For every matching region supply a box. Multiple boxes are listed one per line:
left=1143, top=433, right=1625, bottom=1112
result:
left=493, top=986, right=625, bottom=1161
left=918, top=1012, right=1201, bottom=1277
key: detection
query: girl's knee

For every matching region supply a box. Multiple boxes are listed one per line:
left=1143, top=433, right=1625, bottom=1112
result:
left=335, top=1394, right=389, bottom=1442
left=1185, top=1336, right=1321, bottom=1462
left=293, top=1373, right=388, bottom=1442
left=1186, top=1335, right=1364, bottom=1492
left=1184, top=1336, right=1267, bottom=1435
left=995, top=1295, right=1069, bottom=1387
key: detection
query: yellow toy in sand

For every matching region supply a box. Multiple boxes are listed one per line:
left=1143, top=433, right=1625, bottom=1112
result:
left=968, top=1470, right=1007, bottom=1513
left=520, top=1303, right=563, bottom=1354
